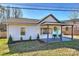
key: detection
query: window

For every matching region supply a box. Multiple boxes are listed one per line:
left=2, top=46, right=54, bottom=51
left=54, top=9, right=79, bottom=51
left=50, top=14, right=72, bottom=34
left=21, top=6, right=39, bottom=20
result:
left=20, top=27, right=25, bottom=35
left=65, top=27, right=69, bottom=31
left=53, top=27, right=58, bottom=31
left=41, top=28, right=52, bottom=34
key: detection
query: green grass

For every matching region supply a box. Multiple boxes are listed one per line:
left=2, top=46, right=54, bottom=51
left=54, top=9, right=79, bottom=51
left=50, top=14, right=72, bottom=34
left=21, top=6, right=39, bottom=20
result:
left=49, top=40, right=79, bottom=47
left=0, top=39, right=79, bottom=56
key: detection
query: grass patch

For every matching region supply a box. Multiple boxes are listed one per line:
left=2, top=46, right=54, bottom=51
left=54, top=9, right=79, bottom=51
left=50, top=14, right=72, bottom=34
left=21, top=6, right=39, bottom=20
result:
left=49, top=40, right=79, bottom=47
left=0, top=39, right=79, bottom=56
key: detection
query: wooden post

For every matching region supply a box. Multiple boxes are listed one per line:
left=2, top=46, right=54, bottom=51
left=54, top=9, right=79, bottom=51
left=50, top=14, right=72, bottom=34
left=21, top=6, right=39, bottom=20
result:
left=72, top=25, right=73, bottom=40
left=61, top=25, right=63, bottom=41
left=47, top=24, right=49, bottom=43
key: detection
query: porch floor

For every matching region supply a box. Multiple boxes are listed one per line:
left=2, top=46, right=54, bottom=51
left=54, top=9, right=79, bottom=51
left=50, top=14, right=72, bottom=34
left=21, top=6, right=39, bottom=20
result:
left=40, top=37, right=72, bottom=43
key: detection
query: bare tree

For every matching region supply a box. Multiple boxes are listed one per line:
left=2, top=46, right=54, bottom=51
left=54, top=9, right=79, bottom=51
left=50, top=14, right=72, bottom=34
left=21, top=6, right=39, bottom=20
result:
left=6, top=7, right=10, bottom=19
left=0, top=5, right=23, bottom=24
left=0, top=5, right=8, bottom=22
left=12, top=8, right=22, bottom=18
left=70, top=11, right=79, bottom=19
left=0, top=5, right=23, bottom=21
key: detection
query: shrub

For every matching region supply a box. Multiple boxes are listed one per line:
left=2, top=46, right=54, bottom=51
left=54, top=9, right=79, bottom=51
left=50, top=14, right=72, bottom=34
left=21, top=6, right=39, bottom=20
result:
left=29, top=36, right=32, bottom=41
left=8, top=35, right=13, bottom=44
left=37, top=34, right=40, bottom=40
left=59, top=34, right=62, bottom=37
left=53, top=34, right=57, bottom=38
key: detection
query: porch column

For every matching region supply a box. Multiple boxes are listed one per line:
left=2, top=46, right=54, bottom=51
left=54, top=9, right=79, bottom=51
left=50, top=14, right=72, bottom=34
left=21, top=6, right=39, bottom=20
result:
left=61, top=25, right=63, bottom=41
left=47, top=24, right=49, bottom=43
left=72, top=25, right=73, bottom=40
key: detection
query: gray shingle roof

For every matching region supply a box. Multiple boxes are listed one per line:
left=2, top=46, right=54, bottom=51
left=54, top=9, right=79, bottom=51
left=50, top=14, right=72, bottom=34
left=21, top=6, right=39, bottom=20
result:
left=63, top=19, right=79, bottom=23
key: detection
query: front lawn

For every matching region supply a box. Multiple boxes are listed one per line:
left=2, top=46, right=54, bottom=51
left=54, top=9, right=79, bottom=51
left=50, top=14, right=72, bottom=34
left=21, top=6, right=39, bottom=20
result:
left=0, top=39, right=79, bottom=56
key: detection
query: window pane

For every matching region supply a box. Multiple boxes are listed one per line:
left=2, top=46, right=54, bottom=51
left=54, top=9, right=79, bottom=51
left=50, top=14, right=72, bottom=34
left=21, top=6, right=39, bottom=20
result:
left=20, top=27, right=25, bottom=35
left=41, top=28, right=51, bottom=34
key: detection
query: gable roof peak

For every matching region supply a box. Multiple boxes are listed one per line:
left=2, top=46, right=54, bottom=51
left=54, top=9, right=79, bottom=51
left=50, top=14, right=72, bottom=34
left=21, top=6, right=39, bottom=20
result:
left=45, top=14, right=55, bottom=17
left=38, top=14, right=61, bottom=23
left=48, top=14, right=53, bottom=16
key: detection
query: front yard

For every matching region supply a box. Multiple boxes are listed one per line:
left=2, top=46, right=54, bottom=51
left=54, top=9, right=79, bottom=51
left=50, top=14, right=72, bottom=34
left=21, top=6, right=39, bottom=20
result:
left=0, top=39, right=79, bottom=56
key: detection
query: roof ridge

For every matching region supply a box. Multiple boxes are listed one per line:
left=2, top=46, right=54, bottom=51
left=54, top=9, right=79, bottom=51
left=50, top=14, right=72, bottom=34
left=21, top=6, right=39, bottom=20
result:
left=18, top=18, right=40, bottom=21
left=7, top=17, right=40, bottom=21
left=64, top=19, right=79, bottom=22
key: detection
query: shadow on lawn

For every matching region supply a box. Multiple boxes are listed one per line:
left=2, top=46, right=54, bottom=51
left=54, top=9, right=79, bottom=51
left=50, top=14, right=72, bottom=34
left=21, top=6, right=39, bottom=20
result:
left=2, top=39, right=79, bottom=55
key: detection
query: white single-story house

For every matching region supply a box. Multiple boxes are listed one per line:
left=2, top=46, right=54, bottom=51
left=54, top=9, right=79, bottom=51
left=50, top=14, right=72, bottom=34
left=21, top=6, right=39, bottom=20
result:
left=5, top=14, right=74, bottom=43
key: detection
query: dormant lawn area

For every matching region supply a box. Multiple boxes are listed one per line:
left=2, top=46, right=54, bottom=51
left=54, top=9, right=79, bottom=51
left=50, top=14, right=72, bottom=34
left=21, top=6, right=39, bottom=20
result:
left=0, top=39, right=79, bottom=56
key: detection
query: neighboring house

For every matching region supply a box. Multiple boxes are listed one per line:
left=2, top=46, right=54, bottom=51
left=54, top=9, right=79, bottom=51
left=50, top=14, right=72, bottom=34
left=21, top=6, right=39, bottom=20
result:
left=5, top=14, right=74, bottom=42
left=0, top=24, right=7, bottom=38
left=63, top=19, right=79, bottom=35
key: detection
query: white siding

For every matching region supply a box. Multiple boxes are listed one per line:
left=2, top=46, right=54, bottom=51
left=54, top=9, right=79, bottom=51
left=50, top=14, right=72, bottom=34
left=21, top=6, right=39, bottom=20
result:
left=41, top=16, right=57, bottom=23
left=7, top=25, right=20, bottom=41
left=23, top=25, right=40, bottom=40
left=7, top=25, right=40, bottom=41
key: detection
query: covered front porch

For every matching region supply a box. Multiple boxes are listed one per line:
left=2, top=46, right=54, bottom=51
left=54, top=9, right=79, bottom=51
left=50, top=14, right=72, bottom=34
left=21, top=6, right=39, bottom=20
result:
left=40, top=22, right=74, bottom=43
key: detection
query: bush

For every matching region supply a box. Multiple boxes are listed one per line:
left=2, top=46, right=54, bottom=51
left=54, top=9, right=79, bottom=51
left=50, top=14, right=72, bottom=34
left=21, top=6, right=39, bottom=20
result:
left=37, top=34, right=40, bottom=40
left=8, top=35, right=13, bottom=44
left=59, top=34, right=62, bottom=37
left=29, top=36, right=32, bottom=41
left=53, top=34, right=57, bottom=38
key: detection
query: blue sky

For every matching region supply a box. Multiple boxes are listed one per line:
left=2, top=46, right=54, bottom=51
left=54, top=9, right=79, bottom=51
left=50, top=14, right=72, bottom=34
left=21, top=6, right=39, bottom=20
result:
left=1, top=3, right=79, bottom=21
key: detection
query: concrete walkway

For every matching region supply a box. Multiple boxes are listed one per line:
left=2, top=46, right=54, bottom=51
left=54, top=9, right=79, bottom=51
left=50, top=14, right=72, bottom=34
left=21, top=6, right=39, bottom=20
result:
left=40, top=37, right=72, bottom=43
